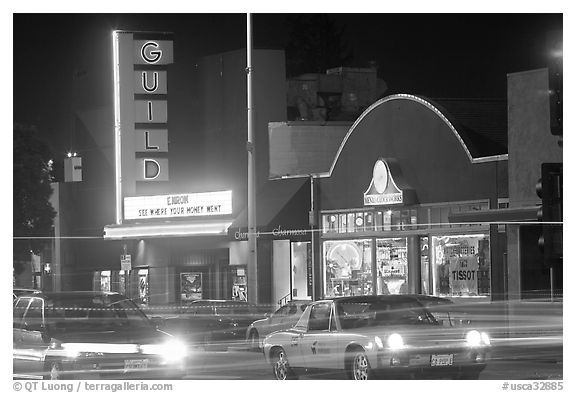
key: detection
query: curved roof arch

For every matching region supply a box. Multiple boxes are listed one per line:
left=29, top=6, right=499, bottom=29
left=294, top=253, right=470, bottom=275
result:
left=326, top=94, right=507, bottom=178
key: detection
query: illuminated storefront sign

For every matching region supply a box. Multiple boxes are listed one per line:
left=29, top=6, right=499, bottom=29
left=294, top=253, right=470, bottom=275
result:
left=233, top=226, right=308, bottom=240
left=124, top=190, right=232, bottom=220
left=113, top=32, right=174, bottom=224
left=363, top=158, right=404, bottom=206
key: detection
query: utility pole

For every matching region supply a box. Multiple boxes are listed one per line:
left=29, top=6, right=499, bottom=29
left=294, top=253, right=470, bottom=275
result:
left=246, top=13, right=258, bottom=303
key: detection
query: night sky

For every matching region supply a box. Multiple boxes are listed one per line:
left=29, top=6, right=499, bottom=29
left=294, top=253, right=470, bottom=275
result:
left=12, top=13, right=562, bottom=156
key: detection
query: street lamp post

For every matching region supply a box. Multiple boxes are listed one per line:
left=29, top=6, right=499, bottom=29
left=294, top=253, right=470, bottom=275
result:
left=246, top=13, right=258, bottom=303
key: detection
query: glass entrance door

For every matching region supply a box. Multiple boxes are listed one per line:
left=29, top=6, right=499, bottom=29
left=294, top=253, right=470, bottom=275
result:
left=376, top=238, right=408, bottom=295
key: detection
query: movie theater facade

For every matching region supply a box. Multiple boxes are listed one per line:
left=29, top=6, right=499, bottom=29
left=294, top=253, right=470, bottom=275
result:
left=273, top=94, right=510, bottom=301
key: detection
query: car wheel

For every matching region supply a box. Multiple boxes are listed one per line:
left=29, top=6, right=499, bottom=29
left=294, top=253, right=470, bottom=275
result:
left=272, top=348, right=296, bottom=380
left=347, top=350, right=372, bottom=380
left=44, top=361, right=63, bottom=380
left=249, top=330, right=260, bottom=351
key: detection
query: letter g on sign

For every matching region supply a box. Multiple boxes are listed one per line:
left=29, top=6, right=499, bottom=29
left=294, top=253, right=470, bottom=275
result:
left=141, top=41, right=162, bottom=64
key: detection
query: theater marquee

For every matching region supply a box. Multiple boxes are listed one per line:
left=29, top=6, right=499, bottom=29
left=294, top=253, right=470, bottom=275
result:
left=124, top=191, right=233, bottom=220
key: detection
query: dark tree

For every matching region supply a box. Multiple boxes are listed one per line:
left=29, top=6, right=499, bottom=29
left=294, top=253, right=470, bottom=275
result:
left=283, top=14, right=353, bottom=77
left=13, top=124, right=56, bottom=274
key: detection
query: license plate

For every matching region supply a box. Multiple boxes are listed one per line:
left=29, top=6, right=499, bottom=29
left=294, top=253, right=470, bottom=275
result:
left=124, top=359, right=149, bottom=371
left=430, top=354, right=453, bottom=367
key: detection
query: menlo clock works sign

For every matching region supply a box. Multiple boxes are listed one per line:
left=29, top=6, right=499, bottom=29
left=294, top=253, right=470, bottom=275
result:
left=363, top=158, right=416, bottom=206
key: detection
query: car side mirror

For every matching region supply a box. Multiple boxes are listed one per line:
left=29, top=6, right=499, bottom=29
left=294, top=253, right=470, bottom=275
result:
left=40, top=324, right=51, bottom=342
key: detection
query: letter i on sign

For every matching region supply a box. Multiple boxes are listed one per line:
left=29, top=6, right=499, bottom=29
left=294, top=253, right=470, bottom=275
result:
left=147, top=101, right=153, bottom=121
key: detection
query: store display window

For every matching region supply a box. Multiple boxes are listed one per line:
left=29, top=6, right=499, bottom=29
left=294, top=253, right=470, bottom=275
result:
left=291, top=242, right=311, bottom=299
left=118, top=270, right=126, bottom=295
left=432, top=234, right=490, bottom=297
left=376, top=238, right=408, bottom=294
left=420, top=237, right=431, bottom=295
left=231, top=266, right=247, bottom=301
left=321, top=208, right=417, bottom=234
left=93, top=269, right=149, bottom=303
left=100, top=271, right=111, bottom=292
left=322, top=214, right=338, bottom=234
left=180, top=272, right=203, bottom=303
left=137, top=269, right=149, bottom=304
left=324, top=239, right=372, bottom=297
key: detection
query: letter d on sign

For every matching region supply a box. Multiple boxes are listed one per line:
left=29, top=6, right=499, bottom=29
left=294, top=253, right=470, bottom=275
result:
left=144, top=159, right=160, bottom=179
left=137, top=158, right=169, bottom=181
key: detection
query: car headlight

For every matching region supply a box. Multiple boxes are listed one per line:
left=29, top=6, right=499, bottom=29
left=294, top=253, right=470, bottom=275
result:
left=481, top=332, right=491, bottom=346
left=387, top=333, right=405, bottom=350
left=374, top=336, right=384, bottom=350
left=466, top=330, right=482, bottom=347
left=57, top=343, right=79, bottom=358
left=141, top=339, right=188, bottom=362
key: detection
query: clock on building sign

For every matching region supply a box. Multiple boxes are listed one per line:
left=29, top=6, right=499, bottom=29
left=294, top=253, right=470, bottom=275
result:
left=329, top=243, right=362, bottom=270
left=372, top=160, right=389, bottom=194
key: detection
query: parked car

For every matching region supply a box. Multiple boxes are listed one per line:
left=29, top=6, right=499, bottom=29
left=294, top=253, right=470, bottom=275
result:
left=13, top=288, right=40, bottom=303
left=246, top=300, right=311, bottom=351
left=13, top=291, right=188, bottom=380
left=262, top=295, right=491, bottom=380
left=161, top=299, right=269, bottom=351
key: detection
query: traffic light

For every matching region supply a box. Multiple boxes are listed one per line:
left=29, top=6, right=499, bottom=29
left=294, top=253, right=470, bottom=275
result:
left=549, top=65, right=562, bottom=137
left=536, top=163, right=563, bottom=265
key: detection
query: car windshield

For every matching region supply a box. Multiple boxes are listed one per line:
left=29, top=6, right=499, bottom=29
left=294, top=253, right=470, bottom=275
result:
left=45, top=295, right=152, bottom=332
left=337, top=298, right=439, bottom=329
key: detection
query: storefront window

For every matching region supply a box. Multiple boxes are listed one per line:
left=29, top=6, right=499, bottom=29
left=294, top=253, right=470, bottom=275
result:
left=180, top=272, right=203, bottom=304
left=421, top=237, right=430, bottom=295
left=231, top=267, right=247, bottom=301
left=324, top=239, right=372, bottom=297
left=338, top=214, right=347, bottom=233
left=137, top=269, right=149, bottom=304
left=94, top=269, right=149, bottom=303
left=291, top=242, right=311, bottom=299
left=432, top=234, right=490, bottom=297
left=322, top=208, right=417, bottom=234
left=322, top=214, right=338, bottom=234
left=118, top=271, right=126, bottom=295
left=376, top=238, right=408, bottom=294
left=100, top=271, right=111, bottom=292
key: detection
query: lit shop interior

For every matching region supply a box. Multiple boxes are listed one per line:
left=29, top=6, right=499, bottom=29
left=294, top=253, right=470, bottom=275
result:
left=321, top=202, right=491, bottom=299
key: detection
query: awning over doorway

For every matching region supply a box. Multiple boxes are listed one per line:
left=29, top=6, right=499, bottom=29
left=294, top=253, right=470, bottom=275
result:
left=228, top=177, right=311, bottom=238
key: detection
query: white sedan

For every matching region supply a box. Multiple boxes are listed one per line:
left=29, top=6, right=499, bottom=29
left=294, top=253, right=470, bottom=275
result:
left=262, top=295, right=490, bottom=380
left=246, top=300, right=310, bottom=350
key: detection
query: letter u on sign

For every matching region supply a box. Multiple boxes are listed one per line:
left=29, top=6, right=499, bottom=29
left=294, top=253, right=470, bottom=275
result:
left=136, top=158, right=169, bottom=181
left=134, top=71, right=168, bottom=94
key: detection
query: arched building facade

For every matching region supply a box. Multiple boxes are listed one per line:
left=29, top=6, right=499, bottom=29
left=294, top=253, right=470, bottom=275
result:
left=273, top=94, right=510, bottom=302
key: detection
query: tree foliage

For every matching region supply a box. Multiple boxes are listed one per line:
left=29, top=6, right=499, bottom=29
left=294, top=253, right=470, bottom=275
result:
left=283, top=14, right=353, bottom=77
left=13, top=123, right=56, bottom=270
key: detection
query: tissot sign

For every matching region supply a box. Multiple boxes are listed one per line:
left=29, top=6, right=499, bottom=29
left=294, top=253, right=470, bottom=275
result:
left=113, top=31, right=174, bottom=223
left=364, top=158, right=414, bottom=206
left=124, top=191, right=232, bottom=220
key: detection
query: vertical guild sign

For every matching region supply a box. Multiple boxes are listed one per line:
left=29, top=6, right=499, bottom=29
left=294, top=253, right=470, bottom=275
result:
left=133, top=38, right=173, bottom=181
left=113, top=31, right=174, bottom=222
